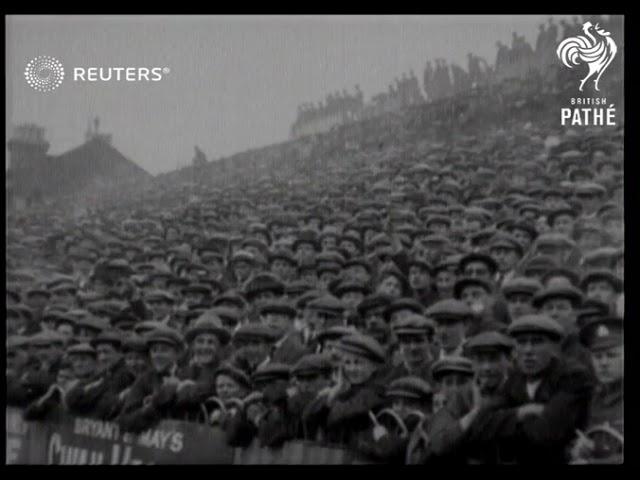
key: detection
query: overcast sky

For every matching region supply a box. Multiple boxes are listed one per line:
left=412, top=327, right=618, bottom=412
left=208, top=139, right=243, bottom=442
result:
left=6, top=15, right=575, bottom=175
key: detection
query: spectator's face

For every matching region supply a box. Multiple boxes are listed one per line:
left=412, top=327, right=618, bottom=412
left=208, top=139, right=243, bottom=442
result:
left=506, top=293, right=535, bottom=320
left=7, top=348, right=29, bottom=375
left=514, top=334, right=558, bottom=377
left=437, top=373, right=472, bottom=399
left=261, top=312, right=293, bottom=332
left=435, top=271, right=456, bottom=296
left=409, top=266, right=430, bottom=290
left=342, top=352, right=377, bottom=385
left=470, top=350, right=512, bottom=393
left=149, top=343, right=179, bottom=373
left=321, top=236, right=337, bottom=251
left=294, top=373, right=331, bottom=396
left=345, top=265, right=370, bottom=283
left=464, top=261, right=492, bottom=282
left=71, top=353, right=97, bottom=379
left=95, top=343, right=121, bottom=370
left=552, top=214, right=575, bottom=236
left=184, top=291, right=206, bottom=306
left=76, top=327, right=100, bottom=343
left=586, top=281, right=616, bottom=305
left=577, top=232, right=602, bottom=252
left=604, top=219, right=624, bottom=245
left=436, top=320, right=466, bottom=352
left=341, top=291, right=365, bottom=309
left=544, top=195, right=564, bottom=210
left=490, top=247, right=519, bottom=272
left=463, top=218, right=482, bottom=233
left=511, top=229, right=533, bottom=250
left=56, top=367, right=76, bottom=391
left=53, top=290, right=76, bottom=308
left=165, top=228, right=180, bottom=242
left=398, top=334, right=430, bottom=366
left=578, top=193, right=600, bottom=212
left=235, top=339, right=271, bottom=366
left=431, top=222, right=448, bottom=235
left=460, top=286, right=491, bottom=315
left=215, top=374, right=244, bottom=401
left=271, top=259, right=294, bottom=281
left=318, top=271, right=337, bottom=290
left=7, top=314, right=25, bottom=335
left=592, top=345, right=624, bottom=384
left=340, top=240, right=358, bottom=256
left=296, top=243, right=316, bottom=261
left=541, top=298, right=575, bottom=329
left=192, top=333, right=220, bottom=365
left=300, top=269, right=317, bottom=285
left=125, top=351, right=148, bottom=373
left=56, top=323, right=76, bottom=342
left=377, top=275, right=402, bottom=298
left=147, top=299, right=172, bottom=320
left=26, top=294, right=48, bottom=312
left=233, top=262, right=252, bottom=282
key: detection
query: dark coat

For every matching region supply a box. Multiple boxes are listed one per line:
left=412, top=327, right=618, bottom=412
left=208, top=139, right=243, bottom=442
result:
left=465, top=357, right=595, bottom=464
left=302, top=379, right=386, bottom=449
left=66, top=359, right=136, bottom=420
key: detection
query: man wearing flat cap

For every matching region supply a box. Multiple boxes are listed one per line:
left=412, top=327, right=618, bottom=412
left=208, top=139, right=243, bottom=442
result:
left=385, top=314, right=435, bottom=383
left=117, top=326, right=190, bottom=432
left=464, top=315, right=594, bottom=464
left=426, top=332, right=514, bottom=464
left=259, top=299, right=312, bottom=365
left=66, top=329, right=136, bottom=420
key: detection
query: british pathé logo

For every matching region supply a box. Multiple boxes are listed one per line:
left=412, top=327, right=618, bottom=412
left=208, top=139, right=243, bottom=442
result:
left=24, top=56, right=65, bottom=92
left=556, top=21, right=617, bottom=92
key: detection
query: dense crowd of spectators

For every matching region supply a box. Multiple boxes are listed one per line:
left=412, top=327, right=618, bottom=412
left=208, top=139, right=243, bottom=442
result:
left=6, top=17, right=624, bottom=465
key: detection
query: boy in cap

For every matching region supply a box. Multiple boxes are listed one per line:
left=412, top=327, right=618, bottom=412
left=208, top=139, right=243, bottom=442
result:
left=303, top=333, right=387, bottom=448
left=259, top=299, right=311, bottom=365
left=427, top=332, right=514, bottom=464
left=228, top=324, right=280, bottom=375
left=427, top=299, right=472, bottom=360
left=501, top=277, right=542, bottom=322
left=580, top=270, right=623, bottom=313
left=570, top=317, right=623, bottom=464
left=361, top=376, right=434, bottom=464
left=466, top=315, right=594, bottom=464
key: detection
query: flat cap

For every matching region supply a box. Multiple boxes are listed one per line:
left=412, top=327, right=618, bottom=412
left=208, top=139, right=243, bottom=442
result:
left=185, top=312, right=232, bottom=344
left=244, top=273, right=285, bottom=301
left=580, top=270, right=623, bottom=293
left=508, top=314, right=565, bottom=341
left=252, top=362, right=291, bottom=384
left=464, top=331, right=514, bottom=355
left=30, top=330, right=67, bottom=347
left=233, top=323, right=280, bottom=343
left=145, top=326, right=185, bottom=349
left=458, top=252, right=499, bottom=275
left=258, top=300, right=297, bottom=318
left=306, top=294, right=346, bottom=315
left=66, top=342, right=97, bottom=357
left=214, top=363, right=252, bottom=391
left=384, top=298, right=424, bottom=322
left=336, top=333, right=386, bottom=364
left=426, top=299, right=473, bottom=323
left=532, top=281, right=584, bottom=309
left=392, top=314, right=436, bottom=337
left=453, top=277, right=493, bottom=299
left=90, top=329, right=124, bottom=349
left=432, top=356, right=474, bottom=381
left=386, top=376, right=433, bottom=400
left=502, top=277, right=543, bottom=298
left=292, top=354, right=333, bottom=378
left=317, top=326, right=358, bottom=344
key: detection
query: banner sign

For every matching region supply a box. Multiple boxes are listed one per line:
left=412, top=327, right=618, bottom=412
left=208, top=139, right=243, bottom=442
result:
left=6, top=408, right=371, bottom=465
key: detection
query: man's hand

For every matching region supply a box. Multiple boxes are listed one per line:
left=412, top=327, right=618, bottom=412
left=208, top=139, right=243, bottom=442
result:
left=517, top=403, right=545, bottom=420
left=570, top=429, right=596, bottom=461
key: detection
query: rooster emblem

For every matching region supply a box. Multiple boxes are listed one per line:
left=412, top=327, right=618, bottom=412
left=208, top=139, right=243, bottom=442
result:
left=557, top=21, right=617, bottom=92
